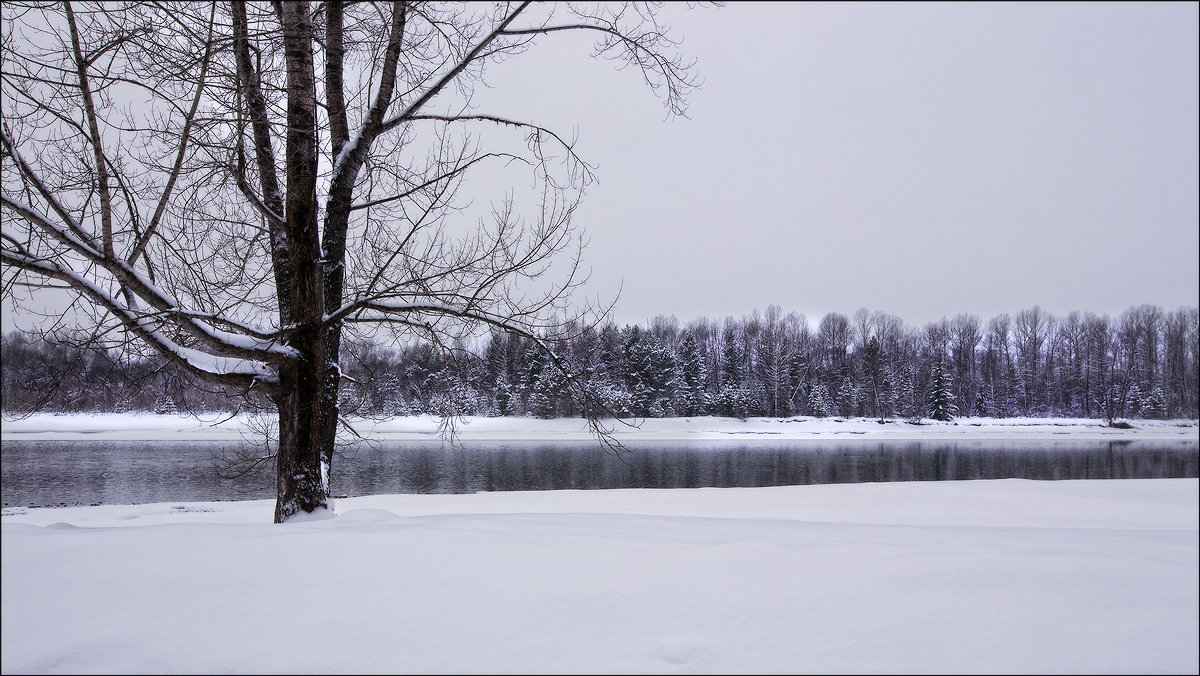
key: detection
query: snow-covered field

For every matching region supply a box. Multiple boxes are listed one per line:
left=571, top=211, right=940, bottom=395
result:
left=3, top=414, right=1197, bottom=673
left=2, top=411, right=1198, bottom=441
left=2, top=479, right=1197, bottom=674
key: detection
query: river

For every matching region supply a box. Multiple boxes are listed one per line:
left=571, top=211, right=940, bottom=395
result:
left=2, top=437, right=1196, bottom=508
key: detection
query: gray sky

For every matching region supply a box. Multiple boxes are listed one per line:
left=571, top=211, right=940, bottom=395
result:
left=482, top=1, right=1200, bottom=328
left=3, top=1, right=1197, bottom=334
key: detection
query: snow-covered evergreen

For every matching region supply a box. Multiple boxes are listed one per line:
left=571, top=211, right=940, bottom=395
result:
left=926, top=355, right=958, bottom=422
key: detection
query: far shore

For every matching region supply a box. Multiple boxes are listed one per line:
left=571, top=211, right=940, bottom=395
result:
left=1, top=412, right=1197, bottom=442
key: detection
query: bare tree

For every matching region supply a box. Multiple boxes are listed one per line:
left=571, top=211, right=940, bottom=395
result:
left=949, top=313, right=980, bottom=414
left=1, top=1, right=699, bottom=521
left=1163, top=306, right=1199, bottom=418
left=1087, top=312, right=1132, bottom=425
left=1013, top=306, right=1053, bottom=415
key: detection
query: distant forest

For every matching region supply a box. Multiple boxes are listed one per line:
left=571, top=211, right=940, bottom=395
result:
left=2, top=303, right=1197, bottom=422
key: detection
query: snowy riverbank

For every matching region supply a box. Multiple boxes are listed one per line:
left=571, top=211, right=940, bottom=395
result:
left=2, top=411, right=1198, bottom=441
left=4, top=414, right=1196, bottom=672
left=3, top=478, right=1197, bottom=674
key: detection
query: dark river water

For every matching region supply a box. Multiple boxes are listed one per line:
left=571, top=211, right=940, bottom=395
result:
left=1, top=438, right=1197, bottom=508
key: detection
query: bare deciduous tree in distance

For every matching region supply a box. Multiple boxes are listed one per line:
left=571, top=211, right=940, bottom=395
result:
left=1, top=1, right=699, bottom=521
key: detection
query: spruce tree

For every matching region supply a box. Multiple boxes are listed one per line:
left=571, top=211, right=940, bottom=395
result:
left=494, top=375, right=512, bottom=416
left=809, top=382, right=832, bottom=418
left=926, top=355, right=958, bottom=422
left=529, top=363, right=561, bottom=419
left=721, top=328, right=744, bottom=389
left=1140, top=385, right=1166, bottom=420
left=678, top=333, right=709, bottom=416
left=878, top=368, right=896, bottom=422
left=973, top=388, right=988, bottom=417
left=894, top=363, right=917, bottom=422
left=836, top=373, right=857, bottom=418
left=623, top=327, right=676, bottom=417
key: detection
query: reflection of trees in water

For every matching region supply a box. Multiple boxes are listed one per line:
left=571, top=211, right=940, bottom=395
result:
left=2, top=440, right=1197, bottom=507
left=407, top=451, right=441, bottom=494
left=375, top=441, right=1200, bottom=494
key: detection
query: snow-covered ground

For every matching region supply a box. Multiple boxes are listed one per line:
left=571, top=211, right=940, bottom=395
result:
left=2, top=411, right=1198, bottom=441
left=3, top=414, right=1197, bottom=672
left=2, top=479, right=1197, bottom=674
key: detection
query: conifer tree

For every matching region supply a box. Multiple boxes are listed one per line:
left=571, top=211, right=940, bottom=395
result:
left=926, top=355, right=958, bottom=422
left=836, top=373, right=857, bottom=418
left=894, top=363, right=918, bottom=422
left=529, top=362, right=561, bottom=419
left=808, top=382, right=832, bottom=418
left=494, top=375, right=512, bottom=417
left=1140, top=385, right=1167, bottom=419
left=973, top=389, right=989, bottom=417
left=721, top=326, right=745, bottom=389
left=678, top=332, right=709, bottom=416
left=878, top=368, right=896, bottom=422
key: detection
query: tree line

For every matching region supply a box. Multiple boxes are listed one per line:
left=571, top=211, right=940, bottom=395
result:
left=5, top=303, right=1197, bottom=423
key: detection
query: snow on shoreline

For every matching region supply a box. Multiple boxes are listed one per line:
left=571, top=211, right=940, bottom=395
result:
left=2, top=479, right=1197, bottom=674
left=2, top=411, right=1198, bottom=441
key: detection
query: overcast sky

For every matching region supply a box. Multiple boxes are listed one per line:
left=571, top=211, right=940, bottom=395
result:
left=481, top=1, right=1200, bottom=328
left=2, top=2, right=1197, bottom=334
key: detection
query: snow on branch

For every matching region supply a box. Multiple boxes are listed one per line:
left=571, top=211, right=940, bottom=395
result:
left=2, top=165, right=294, bottom=363
left=0, top=248, right=277, bottom=387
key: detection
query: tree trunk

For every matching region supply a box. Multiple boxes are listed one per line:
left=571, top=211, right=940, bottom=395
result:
left=274, top=0, right=329, bottom=523
left=274, top=334, right=332, bottom=523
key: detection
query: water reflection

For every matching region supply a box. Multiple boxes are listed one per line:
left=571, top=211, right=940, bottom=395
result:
left=2, top=438, right=1196, bottom=508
